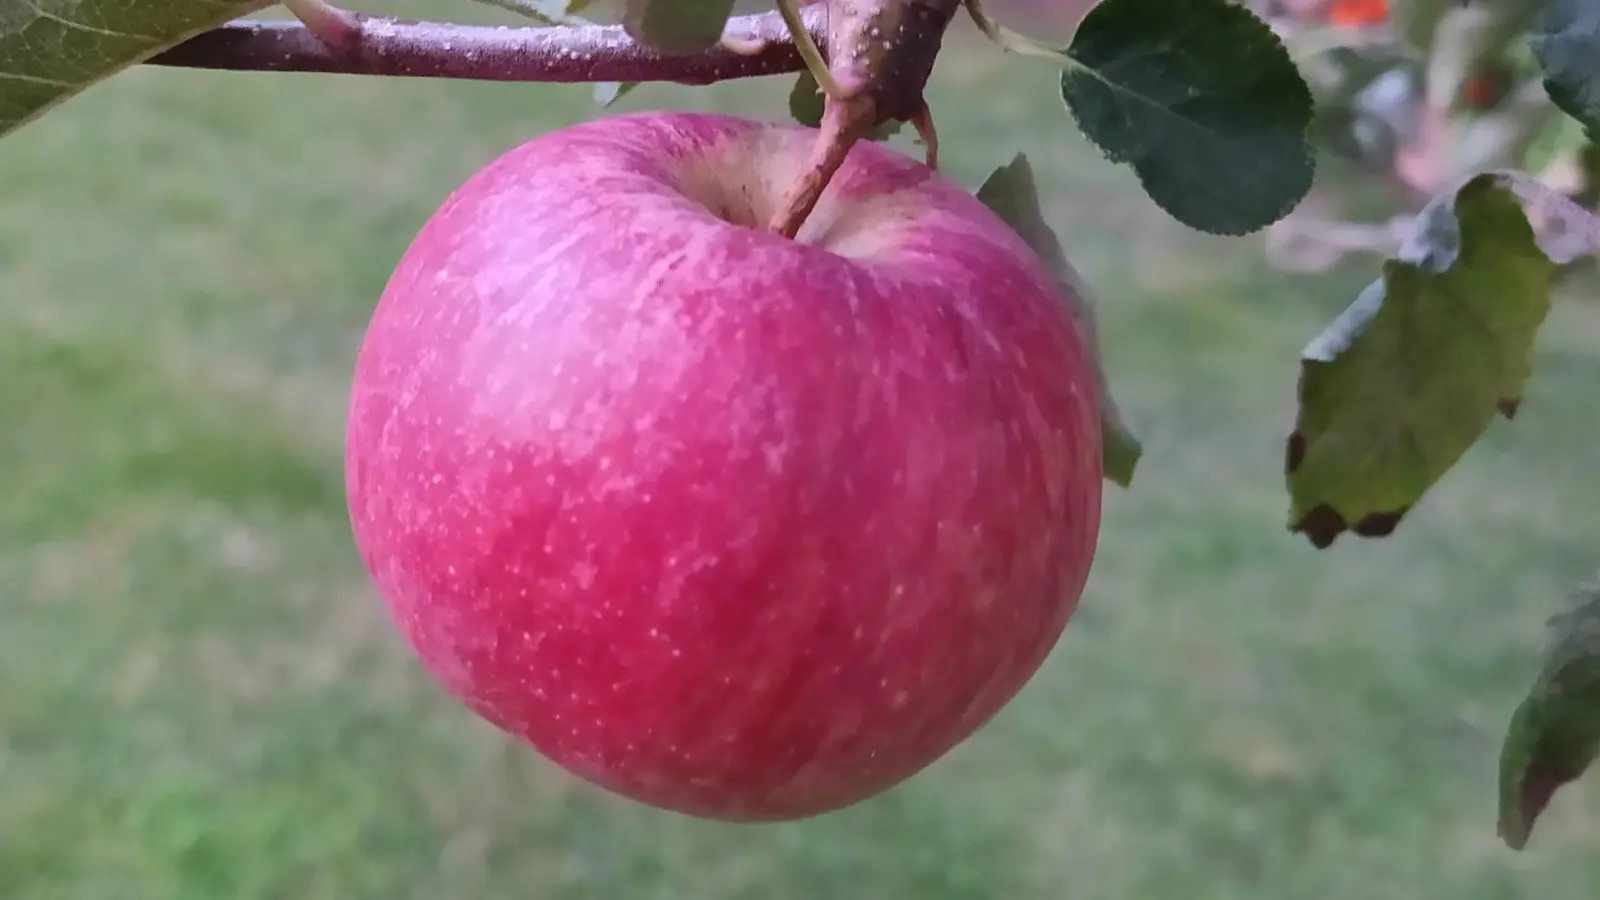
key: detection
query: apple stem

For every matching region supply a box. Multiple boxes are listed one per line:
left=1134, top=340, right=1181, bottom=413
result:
left=148, top=7, right=826, bottom=85
left=770, top=99, right=864, bottom=239
left=765, top=0, right=962, bottom=239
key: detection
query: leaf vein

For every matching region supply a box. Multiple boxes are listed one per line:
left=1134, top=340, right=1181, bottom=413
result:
left=0, top=69, right=72, bottom=87
left=15, top=0, right=160, bottom=42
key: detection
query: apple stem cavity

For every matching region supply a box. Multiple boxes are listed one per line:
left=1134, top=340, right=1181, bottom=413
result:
left=769, top=99, right=861, bottom=239
left=149, top=6, right=826, bottom=86
left=766, top=0, right=960, bottom=239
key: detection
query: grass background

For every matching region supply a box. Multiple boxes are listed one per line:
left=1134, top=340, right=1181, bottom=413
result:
left=5, top=2, right=1600, bottom=897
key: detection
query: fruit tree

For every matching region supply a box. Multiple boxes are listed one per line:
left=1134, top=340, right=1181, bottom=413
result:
left=7, top=0, right=1600, bottom=848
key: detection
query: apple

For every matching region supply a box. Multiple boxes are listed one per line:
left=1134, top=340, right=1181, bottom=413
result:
left=344, top=110, right=1103, bottom=822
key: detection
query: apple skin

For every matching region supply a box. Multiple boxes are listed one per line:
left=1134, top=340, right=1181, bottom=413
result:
left=344, top=110, right=1103, bottom=822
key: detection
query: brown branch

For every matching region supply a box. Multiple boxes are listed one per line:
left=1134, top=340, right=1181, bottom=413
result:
left=767, top=0, right=960, bottom=237
left=146, top=6, right=826, bottom=85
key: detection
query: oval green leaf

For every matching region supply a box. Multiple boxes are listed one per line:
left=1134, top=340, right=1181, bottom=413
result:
left=1059, top=0, right=1315, bottom=236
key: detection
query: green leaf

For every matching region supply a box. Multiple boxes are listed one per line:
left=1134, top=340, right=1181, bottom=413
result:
left=1059, top=0, right=1315, bottom=236
left=594, top=81, right=639, bottom=107
left=475, top=0, right=607, bottom=20
left=623, top=0, right=739, bottom=54
left=1284, top=173, right=1557, bottom=549
left=1529, top=0, right=1600, bottom=138
left=788, top=69, right=825, bottom=128
left=0, top=0, right=273, bottom=139
left=1499, top=573, right=1600, bottom=850
left=474, top=0, right=607, bottom=24
left=976, top=153, right=1142, bottom=488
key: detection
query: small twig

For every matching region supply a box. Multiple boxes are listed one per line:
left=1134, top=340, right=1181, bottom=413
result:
left=778, top=0, right=842, bottom=98
left=147, top=6, right=826, bottom=85
left=1264, top=206, right=1414, bottom=272
left=282, top=0, right=364, bottom=52
left=909, top=104, right=939, bottom=169
left=1264, top=170, right=1600, bottom=274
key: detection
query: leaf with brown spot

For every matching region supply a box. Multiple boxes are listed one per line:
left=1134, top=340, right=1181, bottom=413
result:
left=1284, top=172, right=1557, bottom=549
left=1499, top=574, right=1600, bottom=850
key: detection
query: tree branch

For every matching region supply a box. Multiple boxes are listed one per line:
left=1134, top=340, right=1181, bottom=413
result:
left=146, top=7, right=825, bottom=85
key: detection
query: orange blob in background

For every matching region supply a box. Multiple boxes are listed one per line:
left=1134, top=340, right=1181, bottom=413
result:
left=1327, top=0, right=1389, bottom=26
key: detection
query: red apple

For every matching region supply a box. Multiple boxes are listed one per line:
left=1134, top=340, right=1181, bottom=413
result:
left=344, top=110, right=1103, bottom=821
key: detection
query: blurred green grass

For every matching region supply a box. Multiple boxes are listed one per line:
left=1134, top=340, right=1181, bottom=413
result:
left=5, top=4, right=1600, bottom=898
